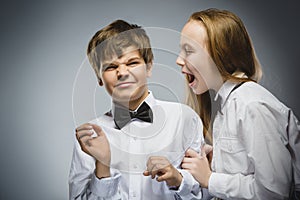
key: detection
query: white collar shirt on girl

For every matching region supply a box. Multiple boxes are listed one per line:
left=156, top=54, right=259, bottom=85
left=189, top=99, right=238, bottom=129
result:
left=209, top=80, right=298, bottom=200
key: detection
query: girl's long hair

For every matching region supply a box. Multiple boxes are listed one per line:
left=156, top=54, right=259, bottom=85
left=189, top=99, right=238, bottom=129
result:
left=185, top=8, right=262, bottom=143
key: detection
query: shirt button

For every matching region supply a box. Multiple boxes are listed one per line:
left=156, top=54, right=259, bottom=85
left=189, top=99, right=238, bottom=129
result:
left=132, top=191, right=136, bottom=197
left=133, top=164, right=138, bottom=169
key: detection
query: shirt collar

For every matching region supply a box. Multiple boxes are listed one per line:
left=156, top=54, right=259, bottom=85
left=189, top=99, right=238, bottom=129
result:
left=111, top=90, right=156, bottom=118
left=214, top=72, right=247, bottom=109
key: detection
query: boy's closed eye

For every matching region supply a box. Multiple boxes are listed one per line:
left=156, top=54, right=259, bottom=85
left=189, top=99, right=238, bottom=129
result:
left=127, top=61, right=142, bottom=68
left=102, top=64, right=118, bottom=72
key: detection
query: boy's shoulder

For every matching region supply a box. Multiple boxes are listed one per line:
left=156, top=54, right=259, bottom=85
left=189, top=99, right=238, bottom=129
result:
left=89, top=110, right=113, bottom=125
left=156, top=99, right=199, bottom=117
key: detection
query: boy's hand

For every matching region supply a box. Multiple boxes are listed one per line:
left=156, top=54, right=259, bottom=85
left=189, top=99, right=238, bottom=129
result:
left=75, top=123, right=111, bottom=167
left=143, top=156, right=182, bottom=187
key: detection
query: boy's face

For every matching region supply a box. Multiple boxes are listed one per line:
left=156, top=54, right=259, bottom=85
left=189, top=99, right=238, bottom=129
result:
left=100, top=47, right=152, bottom=107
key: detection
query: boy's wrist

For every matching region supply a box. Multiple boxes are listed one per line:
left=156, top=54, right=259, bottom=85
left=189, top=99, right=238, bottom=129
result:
left=173, top=171, right=183, bottom=188
left=177, top=172, right=183, bottom=186
left=95, top=161, right=111, bottom=179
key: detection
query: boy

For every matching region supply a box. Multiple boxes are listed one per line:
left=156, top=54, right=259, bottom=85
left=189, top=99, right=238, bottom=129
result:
left=69, top=19, right=205, bottom=199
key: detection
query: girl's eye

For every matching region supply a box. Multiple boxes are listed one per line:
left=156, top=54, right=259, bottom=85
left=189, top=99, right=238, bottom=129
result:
left=185, top=48, right=194, bottom=55
left=183, top=44, right=194, bottom=55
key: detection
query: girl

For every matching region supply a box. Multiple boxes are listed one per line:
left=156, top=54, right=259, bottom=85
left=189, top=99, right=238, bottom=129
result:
left=177, top=8, right=299, bottom=200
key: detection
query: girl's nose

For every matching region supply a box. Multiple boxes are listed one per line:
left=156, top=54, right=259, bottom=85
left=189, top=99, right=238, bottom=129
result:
left=176, top=54, right=185, bottom=68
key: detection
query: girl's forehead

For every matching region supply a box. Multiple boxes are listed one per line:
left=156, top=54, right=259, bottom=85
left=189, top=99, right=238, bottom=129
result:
left=180, top=21, right=208, bottom=48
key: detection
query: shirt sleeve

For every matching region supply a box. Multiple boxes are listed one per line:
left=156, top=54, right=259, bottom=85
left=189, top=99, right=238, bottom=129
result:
left=171, top=112, right=211, bottom=199
left=209, top=101, right=292, bottom=200
left=174, top=169, right=213, bottom=200
left=68, top=138, right=122, bottom=200
left=287, top=109, right=300, bottom=194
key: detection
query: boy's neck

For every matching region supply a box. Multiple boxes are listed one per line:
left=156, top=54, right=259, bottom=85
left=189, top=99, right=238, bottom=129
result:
left=115, top=90, right=149, bottom=111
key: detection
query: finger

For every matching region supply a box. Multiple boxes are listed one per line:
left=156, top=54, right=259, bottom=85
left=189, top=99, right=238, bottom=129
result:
left=145, top=166, right=158, bottom=179
left=79, top=135, right=92, bottom=146
left=181, top=162, right=192, bottom=170
left=146, top=159, right=155, bottom=172
left=143, top=170, right=150, bottom=176
left=154, top=166, right=168, bottom=178
left=201, top=145, right=207, bottom=157
left=204, top=144, right=213, bottom=155
left=92, top=124, right=105, bottom=137
left=148, top=162, right=169, bottom=175
left=75, top=123, right=93, bottom=132
left=182, top=157, right=195, bottom=163
left=148, top=157, right=169, bottom=166
left=146, top=157, right=161, bottom=171
left=151, top=170, right=158, bottom=179
left=156, top=172, right=169, bottom=182
left=149, top=164, right=161, bottom=179
left=148, top=156, right=166, bottom=160
left=76, top=130, right=93, bottom=140
left=185, top=148, right=199, bottom=158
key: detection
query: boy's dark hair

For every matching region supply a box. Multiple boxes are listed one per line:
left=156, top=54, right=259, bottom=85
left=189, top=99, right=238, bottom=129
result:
left=87, top=19, right=154, bottom=81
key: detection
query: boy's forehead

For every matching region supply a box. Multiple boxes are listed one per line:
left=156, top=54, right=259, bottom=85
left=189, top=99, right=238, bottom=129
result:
left=101, top=47, right=142, bottom=64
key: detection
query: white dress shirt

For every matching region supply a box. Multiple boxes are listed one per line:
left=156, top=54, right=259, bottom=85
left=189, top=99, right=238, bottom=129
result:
left=69, top=91, right=205, bottom=200
left=209, top=80, right=299, bottom=200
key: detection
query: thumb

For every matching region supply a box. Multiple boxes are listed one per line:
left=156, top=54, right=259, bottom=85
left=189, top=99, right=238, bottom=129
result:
left=185, top=148, right=199, bottom=158
left=200, top=144, right=207, bottom=157
left=203, top=144, right=213, bottom=155
left=91, top=124, right=105, bottom=137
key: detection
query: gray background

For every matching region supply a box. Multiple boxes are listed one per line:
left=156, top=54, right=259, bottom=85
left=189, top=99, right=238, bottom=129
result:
left=0, top=0, right=299, bottom=199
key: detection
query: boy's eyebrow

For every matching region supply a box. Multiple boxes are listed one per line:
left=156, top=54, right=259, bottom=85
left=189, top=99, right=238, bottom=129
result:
left=126, top=56, right=142, bottom=62
left=101, top=56, right=143, bottom=69
left=102, top=62, right=115, bottom=67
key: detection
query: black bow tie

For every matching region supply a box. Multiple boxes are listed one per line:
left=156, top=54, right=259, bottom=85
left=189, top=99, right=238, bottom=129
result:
left=113, top=102, right=153, bottom=129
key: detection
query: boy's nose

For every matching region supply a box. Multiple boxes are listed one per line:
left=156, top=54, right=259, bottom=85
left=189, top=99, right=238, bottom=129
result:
left=117, top=65, right=129, bottom=78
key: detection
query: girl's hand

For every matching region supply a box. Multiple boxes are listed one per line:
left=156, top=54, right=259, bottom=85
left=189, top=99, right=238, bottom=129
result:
left=181, top=146, right=212, bottom=188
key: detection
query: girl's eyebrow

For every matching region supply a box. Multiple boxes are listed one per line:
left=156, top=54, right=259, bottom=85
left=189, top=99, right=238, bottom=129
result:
left=184, top=43, right=194, bottom=48
left=179, top=42, right=193, bottom=49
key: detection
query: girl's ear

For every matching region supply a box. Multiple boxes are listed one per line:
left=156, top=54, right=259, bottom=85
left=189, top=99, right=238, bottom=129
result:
left=146, top=63, right=153, bottom=77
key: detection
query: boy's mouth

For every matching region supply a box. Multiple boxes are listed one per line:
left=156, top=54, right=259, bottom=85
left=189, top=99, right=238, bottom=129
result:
left=115, top=81, right=135, bottom=88
left=186, top=73, right=195, bottom=83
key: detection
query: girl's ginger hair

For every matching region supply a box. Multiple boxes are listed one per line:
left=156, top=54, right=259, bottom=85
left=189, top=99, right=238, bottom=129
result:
left=185, top=8, right=262, bottom=143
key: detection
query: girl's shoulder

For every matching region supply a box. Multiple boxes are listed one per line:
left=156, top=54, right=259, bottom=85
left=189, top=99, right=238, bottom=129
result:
left=229, top=81, right=289, bottom=117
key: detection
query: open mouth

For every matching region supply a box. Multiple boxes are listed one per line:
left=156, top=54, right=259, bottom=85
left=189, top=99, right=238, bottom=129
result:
left=186, top=73, right=195, bottom=84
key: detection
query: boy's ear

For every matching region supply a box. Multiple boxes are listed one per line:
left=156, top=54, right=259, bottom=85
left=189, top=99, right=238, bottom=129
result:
left=146, top=63, right=153, bottom=77
left=98, top=78, right=103, bottom=86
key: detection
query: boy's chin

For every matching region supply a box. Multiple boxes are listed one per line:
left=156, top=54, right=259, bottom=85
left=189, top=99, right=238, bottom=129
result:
left=112, top=91, right=148, bottom=107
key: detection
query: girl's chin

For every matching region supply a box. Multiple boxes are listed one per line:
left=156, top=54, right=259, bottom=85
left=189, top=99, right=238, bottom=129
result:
left=191, top=84, right=208, bottom=95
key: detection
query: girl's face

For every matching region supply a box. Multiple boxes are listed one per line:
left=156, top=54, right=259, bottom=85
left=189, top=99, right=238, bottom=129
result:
left=176, top=20, right=222, bottom=94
